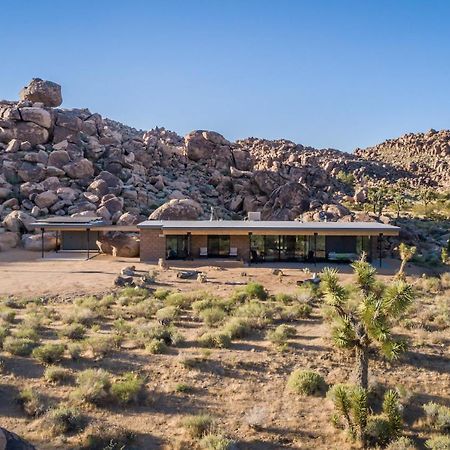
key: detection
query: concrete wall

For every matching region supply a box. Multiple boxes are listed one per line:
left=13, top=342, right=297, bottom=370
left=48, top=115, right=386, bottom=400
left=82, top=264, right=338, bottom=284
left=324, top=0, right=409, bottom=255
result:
left=140, top=229, right=166, bottom=261
left=230, top=235, right=250, bottom=261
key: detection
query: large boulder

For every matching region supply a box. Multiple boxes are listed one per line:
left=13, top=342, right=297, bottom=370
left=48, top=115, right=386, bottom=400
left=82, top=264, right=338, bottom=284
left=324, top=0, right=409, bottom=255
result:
left=97, top=232, right=139, bottom=257
left=0, top=121, right=49, bottom=146
left=34, top=190, right=58, bottom=209
left=19, top=107, right=52, bottom=128
left=22, top=232, right=57, bottom=252
left=2, top=211, right=35, bottom=233
left=0, top=231, right=20, bottom=251
left=0, top=427, right=36, bottom=449
left=19, top=78, right=62, bottom=107
left=149, top=198, right=203, bottom=220
left=47, top=150, right=71, bottom=168
left=94, top=171, right=123, bottom=195
left=184, top=130, right=231, bottom=162
left=63, top=159, right=94, bottom=179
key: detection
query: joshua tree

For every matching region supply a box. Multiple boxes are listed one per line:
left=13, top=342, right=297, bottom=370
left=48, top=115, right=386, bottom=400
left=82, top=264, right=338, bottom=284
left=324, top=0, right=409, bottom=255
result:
left=396, top=243, right=416, bottom=280
left=367, top=184, right=389, bottom=218
left=417, top=187, right=438, bottom=214
left=321, top=257, right=414, bottom=389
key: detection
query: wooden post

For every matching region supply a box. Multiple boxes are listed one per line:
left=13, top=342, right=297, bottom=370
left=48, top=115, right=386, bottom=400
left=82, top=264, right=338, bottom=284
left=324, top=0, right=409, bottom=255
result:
left=41, top=228, right=44, bottom=259
left=87, top=228, right=90, bottom=260
left=248, top=232, right=252, bottom=265
left=314, top=232, right=318, bottom=266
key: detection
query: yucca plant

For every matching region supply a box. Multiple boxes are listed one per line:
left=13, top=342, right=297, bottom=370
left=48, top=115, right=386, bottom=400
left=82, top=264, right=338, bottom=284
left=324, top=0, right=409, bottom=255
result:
left=396, top=243, right=416, bottom=280
left=321, top=256, right=414, bottom=389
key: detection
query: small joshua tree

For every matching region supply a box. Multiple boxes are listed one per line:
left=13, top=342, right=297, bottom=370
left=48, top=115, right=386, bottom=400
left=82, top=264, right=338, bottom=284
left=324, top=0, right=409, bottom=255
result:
left=396, top=243, right=416, bottom=280
left=321, top=256, right=414, bottom=389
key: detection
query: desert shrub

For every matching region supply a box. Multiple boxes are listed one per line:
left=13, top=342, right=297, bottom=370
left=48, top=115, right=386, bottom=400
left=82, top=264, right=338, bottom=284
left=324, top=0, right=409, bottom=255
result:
left=440, top=272, right=450, bottom=289
left=243, top=282, right=268, bottom=300
left=14, top=325, right=40, bottom=342
left=425, top=435, right=450, bottom=450
left=0, top=308, right=15, bottom=323
left=222, top=317, right=252, bottom=339
left=287, top=369, right=325, bottom=396
left=81, top=423, right=134, bottom=450
left=18, top=388, right=47, bottom=417
left=386, top=436, right=417, bottom=450
left=73, top=369, right=111, bottom=405
left=67, top=343, right=83, bottom=360
left=86, top=335, right=121, bottom=359
left=32, top=343, right=65, bottom=364
left=415, top=276, right=442, bottom=294
left=112, top=317, right=132, bottom=335
left=44, top=366, right=72, bottom=384
left=198, top=331, right=231, bottom=349
left=75, top=296, right=105, bottom=313
left=182, top=414, right=214, bottom=438
left=145, top=338, right=168, bottom=354
left=153, top=288, right=171, bottom=300
left=199, top=433, right=234, bottom=450
left=63, top=307, right=98, bottom=326
left=165, top=290, right=210, bottom=308
left=42, top=405, right=86, bottom=436
left=175, top=383, right=191, bottom=393
left=230, top=289, right=249, bottom=304
left=99, top=293, right=116, bottom=308
left=3, top=336, right=37, bottom=356
left=0, top=324, right=10, bottom=348
left=120, top=286, right=149, bottom=299
left=134, top=323, right=184, bottom=347
left=279, top=303, right=312, bottom=321
left=267, top=324, right=296, bottom=347
left=274, top=293, right=296, bottom=304
left=155, top=305, right=180, bottom=323
left=59, top=323, right=87, bottom=340
left=234, top=301, right=273, bottom=329
left=423, top=402, right=450, bottom=432
left=110, top=372, right=145, bottom=405
left=199, top=307, right=227, bottom=327
left=128, top=299, right=161, bottom=319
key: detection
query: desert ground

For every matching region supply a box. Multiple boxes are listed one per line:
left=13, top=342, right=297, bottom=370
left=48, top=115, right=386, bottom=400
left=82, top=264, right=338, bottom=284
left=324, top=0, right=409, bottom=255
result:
left=0, top=250, right=448, bottom=450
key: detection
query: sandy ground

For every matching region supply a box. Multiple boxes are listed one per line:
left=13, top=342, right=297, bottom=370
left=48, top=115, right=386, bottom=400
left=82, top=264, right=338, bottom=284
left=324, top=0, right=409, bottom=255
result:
left=0, top=249, right=426, bottom=299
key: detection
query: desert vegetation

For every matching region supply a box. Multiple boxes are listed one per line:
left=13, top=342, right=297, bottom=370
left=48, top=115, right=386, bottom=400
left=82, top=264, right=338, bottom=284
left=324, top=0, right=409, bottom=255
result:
left=0, top=264, right=448, bottom=449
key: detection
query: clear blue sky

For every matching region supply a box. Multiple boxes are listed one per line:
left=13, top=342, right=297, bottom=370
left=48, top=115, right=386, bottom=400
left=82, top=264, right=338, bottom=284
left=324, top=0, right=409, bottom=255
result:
left=1, top=0, right=450, bottom=152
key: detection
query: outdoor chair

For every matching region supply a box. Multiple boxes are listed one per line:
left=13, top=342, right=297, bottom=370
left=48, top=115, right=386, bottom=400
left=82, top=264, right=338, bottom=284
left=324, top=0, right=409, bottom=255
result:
left=229, top=247, right=238, bottom=257
left=199, top=247, right=208, bottom=257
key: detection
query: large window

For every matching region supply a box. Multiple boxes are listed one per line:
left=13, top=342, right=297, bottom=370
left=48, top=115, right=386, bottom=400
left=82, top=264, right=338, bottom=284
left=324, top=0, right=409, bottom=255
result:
left=207, top=235, right=230, bottom=257
left=166, top=235, right=188, bottom=259
left=356, top=236, right=371, bottom=259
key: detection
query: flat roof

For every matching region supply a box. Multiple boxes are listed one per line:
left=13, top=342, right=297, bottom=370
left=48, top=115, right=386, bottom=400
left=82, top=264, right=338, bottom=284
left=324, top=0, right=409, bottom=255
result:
left=137, top=220, right=400, bottom=235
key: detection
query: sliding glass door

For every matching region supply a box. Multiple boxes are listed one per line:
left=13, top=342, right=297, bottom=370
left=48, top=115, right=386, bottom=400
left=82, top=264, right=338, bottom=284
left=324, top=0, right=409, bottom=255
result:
left=207, top=235, right=230, bottom=257
left=166, top=235, right=188, bottom=259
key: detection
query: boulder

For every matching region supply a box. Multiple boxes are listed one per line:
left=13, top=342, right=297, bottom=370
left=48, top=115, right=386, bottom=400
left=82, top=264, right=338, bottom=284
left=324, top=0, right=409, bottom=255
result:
left=0, top=121, right=49, bottom=146
left=354, top=188, right=367, bottom=204
left=100, top=194, right=123, bottom=215
left=0, top=231, right=20, bottom=251
left=97, top=232, right=140, bottom=257
left=22, top=232, right=57, bottom=252
left=63, top=159, right=94, bottom=179
left=116, top=212, right=139, bottom=226
left=47, top=150, right=70, bottom=168
left=94, top=171, right=123, bottom=195
left=19, top=78, right=62, bottom=107
left=0, top=427, right=36, bottom=450
left=17, top=162, right=46, bottom=183
left=87, top=179, right=109, bottom=198
left=184, top=130, right=231, bottom=162
left=2, top=211, right=35, bottom=233
left=34, top=190, right=58, bottom=209
left=149, top=198, right=203, bottom=220
left=19, top=107, right=52, bottom=128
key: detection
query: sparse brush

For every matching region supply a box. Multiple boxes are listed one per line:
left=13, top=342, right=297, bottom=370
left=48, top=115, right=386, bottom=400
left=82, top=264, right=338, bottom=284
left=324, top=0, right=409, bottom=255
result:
left=110, top=372, right=145, bottom=405
left=440, top=272, right=450, bottom=289
left=386, top=437, right=417, bottom=450
left=423, top=402, right=450, bottom=432
left=67, top=342, right=83, bottom=360
left=86, top=335, right=121, bottom=359
left=274, top=293, right=296, bottom=304
left=112, top=317, right=132, bottom=335
left=42, top=405, right=86, bottom=436
left=32, top=343, right=65, bottom=364
left=99, top=294, right=116, bottom=308
left=234, top=301, right=274, bottom=329
left=18, top=387, right=48, bottom=417
left=174, top=383, right=191, bottom=393
left=267, top=324, right=296, bottom=348
left=155, top=305, right=180, bottom=323
left=199, top=433, right=234, bottom=450
left=145, top=338, right=168, bottom=354
left=153, top=288, right=171, bottom=300
left=182, top=414, right=214, bottom=439
left=222, top=317, right=252, bottom=339
left=81, top=423, right=134, bottom=450
left=199, top=307, right=227, bottom=327
left=3, top=336, right=37, bottom=356
left=73, top=369, right=111, bottom=405
left=14, top=325, right=40, bottom=342
left=0, top=307, right=15, bottom=323
left=120, top=286, right=150, bottom=299
left=0, top=324, right=10, bottom=348
left=44, top=366, right=72, bottom=384
left=425, top=435, right=450, bottom=450
left=63, top=307, right=98, bottom=326
left=128, top=299, right=161, bottom=319
left=287, top=369, right=326, bottom=396
left=243, top=282, right=268, bottom=300
left=59, top=323, right=87, bottom=340
left=134, top=323, right=184, bottom=347
left=198, top=331, right=231, bottom=349
left=279, top=303, right=312, bottom=321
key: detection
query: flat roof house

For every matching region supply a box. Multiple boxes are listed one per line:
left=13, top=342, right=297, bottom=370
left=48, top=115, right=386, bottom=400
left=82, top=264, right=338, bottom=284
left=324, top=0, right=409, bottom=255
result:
left=137, top=220, right=400, bottom=265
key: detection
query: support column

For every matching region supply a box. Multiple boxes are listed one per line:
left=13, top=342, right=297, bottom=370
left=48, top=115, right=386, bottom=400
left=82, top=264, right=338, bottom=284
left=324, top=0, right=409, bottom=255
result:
left=314, top=232, right=318, bottom=266
left=187, top=232, right=192, bottom=260
left=378, top=233, right=383, bottom=268
left=87, top=228, right=90, bottom=260
left=248, top=232, right=252, bottom=266
left=55, top=230, right=59, bottom=253
left=41, top=228, right=44, bottom=259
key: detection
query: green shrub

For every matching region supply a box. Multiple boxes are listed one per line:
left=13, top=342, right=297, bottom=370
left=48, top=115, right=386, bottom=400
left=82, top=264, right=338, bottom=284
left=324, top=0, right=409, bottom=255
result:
left=73, top=369, right=111, bottom=405
left=81, top=424, right=134, bottom=450
left=199, top=307, right=227, bottom=327
left=165, top=290, right=209, bottom=308
left=44, top=366, right=72, bottom=384
left=243, top=282, right=268, bottom=300
left=111, top=372, right=145, bottom=405
left=287, top=369, right=325, bottom=396
left=222, top=317, right=252, bottom=339
left=175, top=383, right=191, bottom=393
left=274, top=293, right=296, bottom=304
left=120, top=286, right=149, bottom=299
left=155, top=306, right=180, bottom=323
left=234, top=301, right=273, bottom=328
left=128, top=299, right=161, bottom=319
left=32, top=343, right=65, bottom=364
left=86, top=335, right=121, bottom=359
left=0, top=308, right=16, bottom=323
left=67, top=342, right=83, bottom=360
left=199, top=433, right=234, bottom=450
left=59, top=323, right=87, bottom=340
left=0, top=324, right=10, bottom=348
left=134, top=323, right=184, bottom=347
left=112, top=317, right=132, bottom=335
left=14, top=325, right=40, bottom=342
left=386, top=437, right=417, bottom=450
left=3, top=336, right=37, bottom=356
left=182, top=414, right=214, bottom=438
left=423, top=402, right=450, bottom=432
left=280, top=303, right=312, bottom=321
left=425, top=435, right=450, bottom=450
left=145, top=338, right=168, bottom=354
left=18, top=388, right=47, bottom=417
left=267, top=324, right=296, bottom=346
left=198, top=331, right=231, bottom=349
left=153, top=288, right=171, bottom=300
left=63, top=307, right=98, bottom=326
left=42, top=405, right=86, bottom=436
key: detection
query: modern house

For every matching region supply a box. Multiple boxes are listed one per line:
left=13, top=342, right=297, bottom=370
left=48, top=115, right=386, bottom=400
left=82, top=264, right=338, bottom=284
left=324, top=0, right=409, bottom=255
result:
left=31, top=217, right=400, bottom=265
left=137, top=220, right=400, bottom=265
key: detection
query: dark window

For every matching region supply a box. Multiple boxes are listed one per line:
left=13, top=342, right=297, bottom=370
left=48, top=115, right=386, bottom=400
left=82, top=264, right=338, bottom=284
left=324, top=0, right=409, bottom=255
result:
left=166, top=235, right=188, bottom=259
left=207, top=235, right=230, bottom=257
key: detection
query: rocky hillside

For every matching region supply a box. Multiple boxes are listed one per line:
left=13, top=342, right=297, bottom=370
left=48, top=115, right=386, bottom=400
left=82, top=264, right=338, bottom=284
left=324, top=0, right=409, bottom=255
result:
left=0, top=78, right=448, bottom=249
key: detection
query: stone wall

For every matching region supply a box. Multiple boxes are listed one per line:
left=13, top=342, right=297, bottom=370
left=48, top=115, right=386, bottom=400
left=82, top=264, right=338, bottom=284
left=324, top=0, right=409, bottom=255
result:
left=140, top=228, right=165, bottom=261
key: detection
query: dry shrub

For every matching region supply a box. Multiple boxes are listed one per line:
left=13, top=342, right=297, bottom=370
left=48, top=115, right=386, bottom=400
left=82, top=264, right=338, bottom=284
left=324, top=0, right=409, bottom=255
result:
left=182, top=414, right=214, bottom=439
left=42, top=404, right=86, bottom=436
left=73, top=369, right=111, bottom=405
left=287, top=369, right=326, bottom=396
left=44, top=366, right=72, bottom=384
left=32, top=343, right=65, bottom=364
left=110, top=372, right=146, bottom=405
left=81, top=423, right=134, bottom=450
left=18, top=387, right=48, bottom=417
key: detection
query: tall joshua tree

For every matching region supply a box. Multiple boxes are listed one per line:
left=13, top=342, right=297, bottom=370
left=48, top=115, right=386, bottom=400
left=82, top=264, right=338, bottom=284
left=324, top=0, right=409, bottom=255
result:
left=321, top=257, right=414, bottom=389
left=396, top=243, right=416, bottom=280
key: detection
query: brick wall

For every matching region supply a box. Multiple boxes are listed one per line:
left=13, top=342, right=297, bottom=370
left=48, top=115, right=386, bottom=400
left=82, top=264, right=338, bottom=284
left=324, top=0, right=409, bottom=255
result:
left=140, top=229, right=166, bottom=261
left=230, top=235, right=250, bottom=262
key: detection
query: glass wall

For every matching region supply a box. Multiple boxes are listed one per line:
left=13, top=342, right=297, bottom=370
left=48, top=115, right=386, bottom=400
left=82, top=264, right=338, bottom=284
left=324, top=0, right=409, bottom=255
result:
left=207, top=235, right=230, bottom=257
left=166, top=235, right=188, bottom=259
left=356, top=236, right=371, bottom=259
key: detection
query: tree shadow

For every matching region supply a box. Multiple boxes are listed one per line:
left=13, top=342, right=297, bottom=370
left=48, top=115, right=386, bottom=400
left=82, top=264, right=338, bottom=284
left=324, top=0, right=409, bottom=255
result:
left=402, top=349, right=450, bottom=374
